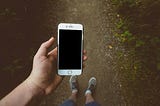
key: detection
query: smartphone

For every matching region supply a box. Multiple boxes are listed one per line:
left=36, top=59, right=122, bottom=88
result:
left=57, top=23, right=83, bottom=75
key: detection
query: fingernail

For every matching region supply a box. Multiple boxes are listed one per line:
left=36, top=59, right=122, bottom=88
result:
left=49, top=37, right=54, bottom=41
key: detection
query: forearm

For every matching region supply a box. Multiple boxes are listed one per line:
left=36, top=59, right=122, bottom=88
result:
left=0, top=38, right=64, bottom=106
left=0, top=78, right=44, bottom=106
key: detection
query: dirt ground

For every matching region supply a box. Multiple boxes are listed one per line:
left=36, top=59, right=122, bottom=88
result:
left=39, top=0, right=125, bottom=105
left=1, top=0, right=160, bottom=105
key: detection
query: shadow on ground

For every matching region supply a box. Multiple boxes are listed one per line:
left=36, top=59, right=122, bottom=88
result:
left=0, top=0, right=57, bottom=98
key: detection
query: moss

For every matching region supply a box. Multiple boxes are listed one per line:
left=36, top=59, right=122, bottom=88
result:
left=112, top=0, right=160, bottom=105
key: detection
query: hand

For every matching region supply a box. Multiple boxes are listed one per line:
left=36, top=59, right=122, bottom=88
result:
left=26, top=37, right=87, bottom=95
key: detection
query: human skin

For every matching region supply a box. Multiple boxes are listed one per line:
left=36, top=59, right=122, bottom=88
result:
left=0, top=37, right=87, bottom=106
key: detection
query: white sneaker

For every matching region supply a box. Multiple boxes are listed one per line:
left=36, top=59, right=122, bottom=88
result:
left=69, top=75, right=78, bottom=93
left=85, top=77, right=96, bottom=95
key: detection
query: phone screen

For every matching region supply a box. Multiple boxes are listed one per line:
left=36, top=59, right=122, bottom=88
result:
left=59, top=29, right=82, bottom=69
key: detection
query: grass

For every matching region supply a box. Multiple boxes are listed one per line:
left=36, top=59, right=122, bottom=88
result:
left=112, top=0, right=160, bottom=105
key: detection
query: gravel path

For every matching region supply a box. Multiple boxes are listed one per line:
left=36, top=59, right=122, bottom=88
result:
left=39, top=0, right=126, bottom=106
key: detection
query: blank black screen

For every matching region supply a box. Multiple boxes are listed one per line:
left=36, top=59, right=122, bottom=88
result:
left=59, top=30, right=82, bottom=69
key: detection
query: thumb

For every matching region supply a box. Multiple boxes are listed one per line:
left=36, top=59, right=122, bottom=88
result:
left=36, top=37, right=54, bottom=57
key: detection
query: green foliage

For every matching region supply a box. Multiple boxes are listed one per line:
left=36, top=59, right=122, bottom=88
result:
left=113, top=0, right=160, bottom=48
left=114, top=18, right=135, bottom=44
left=136, top=40, right=145, bottom=48
left=113, top=0, right=160, bottom=105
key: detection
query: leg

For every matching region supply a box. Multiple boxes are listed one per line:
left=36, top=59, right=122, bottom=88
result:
left=60, top=99, right=75, bottom=106
left=68, top=92, right=78, bottom=103
left=60, top=76, right=78, bottom=106
left=85, top=77, right=100, bottom=106
left=85, top=93, right=94, bottom=104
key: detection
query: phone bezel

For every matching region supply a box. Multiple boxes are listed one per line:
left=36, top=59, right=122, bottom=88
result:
left=57, top=23, right=83, bottom=76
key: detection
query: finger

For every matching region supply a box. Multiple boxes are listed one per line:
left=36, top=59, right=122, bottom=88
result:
left=36, top=37, right=54, bottom=57
left=83, top=55, right=87, bottom=61
left=83, top=50, right=87, bottom=54
left=48, top=47, right=57, bottom=57
left=48, top=47, right=57, bottom=61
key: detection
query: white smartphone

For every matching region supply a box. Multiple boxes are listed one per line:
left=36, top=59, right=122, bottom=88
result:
left=57, top=23, right=83, bottom=76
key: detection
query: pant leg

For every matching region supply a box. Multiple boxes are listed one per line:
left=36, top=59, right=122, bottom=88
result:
left=85, top=101, right=100, bottom=106
left=60, top=99, right=76, bottom=106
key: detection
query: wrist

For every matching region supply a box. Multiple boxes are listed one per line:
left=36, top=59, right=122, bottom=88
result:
left=24, top=77, right=45, bottom=97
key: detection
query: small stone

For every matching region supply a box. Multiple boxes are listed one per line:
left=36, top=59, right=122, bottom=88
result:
left=108, top=45, right=113, bottom=49
left=117, top=14, right=120, bottom=18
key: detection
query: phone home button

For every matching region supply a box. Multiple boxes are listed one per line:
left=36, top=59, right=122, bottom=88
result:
left=68, top=71, right=72, bottom=74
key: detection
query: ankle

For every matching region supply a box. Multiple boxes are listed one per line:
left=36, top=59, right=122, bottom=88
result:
left=69, top=93, right=77, bottom=102
left=72, top=90, right=78, bottom=96
left=72, top=89, right=78, bottom=94
left=85, top=89, right=92, bottom=96
left=85, top=94, right=94, bottom=104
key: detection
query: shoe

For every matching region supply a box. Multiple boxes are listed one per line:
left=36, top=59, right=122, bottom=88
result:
left=85, top=77, right=96, bottom=95
left=69, top=75, right=78, bottom=93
